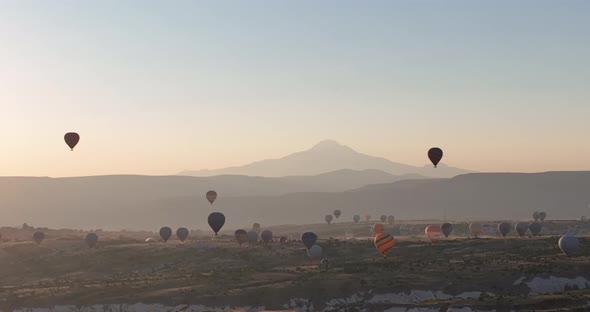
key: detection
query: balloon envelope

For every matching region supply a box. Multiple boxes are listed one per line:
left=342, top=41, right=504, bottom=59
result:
left=301, top=232, right=317, bottom=250
left=234, top=229, right=248, bottom=246
left=515, top=223, right=529, bottom=237
left=261, top=230, right=273, bottom=243
left=558, top=235, right=579, bottom=257
left=529, top=222, right=543, bottom=236
left=64, top=132, right=80, bottom=151
left=176, top=227, right=189, bottom=242
left=325, top=215, right=333, bottom=224
left=498, top=222, right=511, bottom=237
left=441, top=222, right=453, bottom=238
left=247, top=230, right=258, bottom=242
left=374, top=233, right=395, bottom=257
left=85, top=233, right=98, bottom=248
left=208, top=212, right=226, bottom=235
left=533, top=211, right=540, bottom=221
left=159, top=227, right=172, bottom=242
left=308, top=244, right=323, bottom=259
left=425, top=225, right=442, bottom=243
left=33, top=231, right=45, bottom=244
left=380, top=215, right=387, bottom=223
left=469, top=223, right=482, bottom=237
left=206, top=191, right=217, bottom=204
left=252, top=223, right=261, bottom=232
left=353, top=215, right=361, bottom=223
left=428, top=147, right=443, bottom=168
left=373, top=223, right=385, bottom=235
left=333, top=210, right=341, bottom=219
left=387, top=215, right=395, bottom=225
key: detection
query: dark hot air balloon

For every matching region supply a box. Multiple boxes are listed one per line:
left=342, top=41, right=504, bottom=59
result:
left=85, top=233, right=98, bottom=248
left=301, top=232, right=317, bottom=250
left=33, top=231, right=45, bottom=245
left=208, top=212, right=225, bottom=236
left=333, top=209, right=341, bottom=220
left=515, top=222, right=528, bottom=237
left=253, top=223, right=261, bottom=232
left=325, top=215, right=333, bottom=224
left=558, top=235, right=580, bottom=257
left=353, top=215, right=360, bottom=223
left=159, top=227, right=172, bottom=242
left=234, top=229, right=248, bottom=246
left=428, top=147, right=443, bottom=168
left=380, top=215, right=387, bottom=223
left=176, top=227, right=189, bottom=243
left=533, top=211, right=540, bottom=221
left=529, top=222, right=542, bottom=236
left=498, top=222, right=511, bottom=237
left=206, top=191, right=217, bottom=204
left=469, top=223, right=482, bottom=237
left=387, top=215, right=395, bottom=225
left=441, top=222, right=453, bottom=238
left=247, top=230, right=258, bottom=243
left=64, top=132, right=80, bottom=151
left=261, top=230, right=273, bottom=243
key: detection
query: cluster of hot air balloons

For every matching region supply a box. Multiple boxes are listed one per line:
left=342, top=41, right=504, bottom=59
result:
left=533, top=211, right=548, bottom=222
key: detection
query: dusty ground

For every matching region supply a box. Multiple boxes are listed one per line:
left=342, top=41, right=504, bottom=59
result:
left=0, top=221, right=589, bottom=311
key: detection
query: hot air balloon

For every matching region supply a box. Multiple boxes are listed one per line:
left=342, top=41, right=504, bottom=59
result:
left=159, top=227, right=172, bottom=242
left=380, top=215, right=387, bottom=223
left=365, top=215, right=371, bottom=222
left=374, top=233, right=395, bottom=257
left=208, top=212, right=225, bottom=236
left=308, top=244, right=323, bottom=259
left=558, top=235, right=580, bottom=257
left=206, top=191, right=217, bottom=204
left=261, top=230, right=273, bottom=244
left=387, top=215, right=395, bottom=225
left=428, top=147, right=443, bottom=168
left=85, top=233, right=98, bottom=248
left=176, top=227, right=189, bottom=243
left=353, top=215, right=361, bottom=223
left=301, top=232, right=317, bottom=250
left=333, top=210, right=341, bottom=220
left=497, top=222, right=510, bottom=237
left=234, top=229, right=248, bottom=246
left=33, top=231, right=45, bottom=245
left=373, top=224, right=385, bottom=235
left=539, top=212, right=547, bottom=222
left=64, top=132, right=80, bottom=151
left=325, top=215, right=333, bottom=224
left=441, top=222, right=453, bottom=238
left=515, top=222, right=528, bottom=237
left=247, top=230, right=258, bottom=243
left=469, top=223, right=482, bottom=237
left=425, top=225, right=442, bottom=243
left=529, top=222, right=542, bottom=236
left=533, top=211, right=540, bottom=221
left=252, top=223, right=261, bottom=232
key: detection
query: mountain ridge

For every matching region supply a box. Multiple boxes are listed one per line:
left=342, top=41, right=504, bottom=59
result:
left=179, top=140, right=471, bottom=178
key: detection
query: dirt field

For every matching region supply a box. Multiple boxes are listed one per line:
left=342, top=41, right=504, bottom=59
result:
left=1, top=221, right=589, bottom=311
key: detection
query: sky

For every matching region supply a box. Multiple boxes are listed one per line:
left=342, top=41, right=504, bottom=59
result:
left=1, top=0, right=589, bottom=177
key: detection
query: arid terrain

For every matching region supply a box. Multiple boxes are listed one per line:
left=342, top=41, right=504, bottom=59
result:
left=1, top=221, right=589, bottom=312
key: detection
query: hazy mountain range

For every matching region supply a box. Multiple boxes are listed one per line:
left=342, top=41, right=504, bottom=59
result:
left=179, top=140, right=471, bottom=178
left=1, top=172, right=589, bottom=231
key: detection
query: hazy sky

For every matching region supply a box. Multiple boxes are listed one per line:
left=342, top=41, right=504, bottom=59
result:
left=1, top=0, right=589, bottom=177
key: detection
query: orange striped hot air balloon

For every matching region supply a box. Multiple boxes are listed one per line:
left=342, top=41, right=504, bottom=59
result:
left=373, top=223, right=385, bottom=235
left=374, top=232, right=395, bottom=257
left=425, top=225, right=442, bottom=243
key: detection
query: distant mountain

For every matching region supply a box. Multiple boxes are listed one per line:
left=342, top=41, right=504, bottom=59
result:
left=1, top=171, right=589, bottom=231
left=179, top=140, right=471, bottom=178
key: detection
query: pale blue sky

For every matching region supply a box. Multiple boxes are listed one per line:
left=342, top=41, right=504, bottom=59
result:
left=1, top=1, right=589, bottom=176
